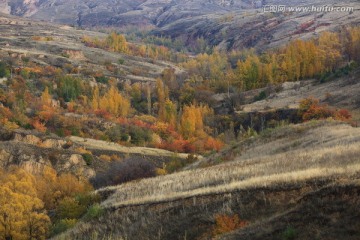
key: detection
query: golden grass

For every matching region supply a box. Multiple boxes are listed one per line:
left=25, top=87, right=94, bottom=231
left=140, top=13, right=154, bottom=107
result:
left=69, top=136, right=192, bottom=159
left=99, top=122, right=360, bottom=209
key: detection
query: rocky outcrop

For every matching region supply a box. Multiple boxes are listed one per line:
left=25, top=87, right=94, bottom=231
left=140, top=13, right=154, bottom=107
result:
left=62, top=49, right=85, bottom=60
left=0, top=149, right=12, bottom=168
left=0, top=0, right=11, bottom=14
left=12, top=131, right=67, bottom=148
left=60, top=154, right=96, bottom=178
left=0, top=128, right=95, bottom=179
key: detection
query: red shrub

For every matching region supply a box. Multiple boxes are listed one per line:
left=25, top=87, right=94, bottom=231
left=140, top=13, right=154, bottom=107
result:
left=336, top=109, right=352, bottom=121
left=213, top=214, right=248, bottom=236
left=299, top=97, right=352, bottom=122
left=95, top=109, right=112, bottom=120
left=204, top=137, right=224, bottom=152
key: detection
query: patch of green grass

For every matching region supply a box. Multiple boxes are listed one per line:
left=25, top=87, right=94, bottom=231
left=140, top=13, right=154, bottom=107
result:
left=282, top=226, right=297, bottom=240
left=118, top=58, right=125, bottom=65
left=83, top=204, right=104, bottom=221
left=51, top=218, right=78, bottom=236
left=165, top=154, right=198, bottom=173
left=82, top=153, right=94, bottom=166
left=254, top=90, right=267, bottom=102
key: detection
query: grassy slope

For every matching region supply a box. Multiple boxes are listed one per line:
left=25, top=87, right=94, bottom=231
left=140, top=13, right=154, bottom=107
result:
left=69, top=136, right=191, bottom=159
left=237, top=69, right=360, bottom=119
left=54, top=120, right=360, bottom=239
left=0, top=13, right=179, bottom=82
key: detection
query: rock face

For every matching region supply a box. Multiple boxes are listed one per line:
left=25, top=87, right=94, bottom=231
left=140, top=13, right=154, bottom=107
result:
left=62, top=49, right=85, bottom=60
left=0, top=0, right=11, bottom=14
left=0, top=128, right=95, bottom=179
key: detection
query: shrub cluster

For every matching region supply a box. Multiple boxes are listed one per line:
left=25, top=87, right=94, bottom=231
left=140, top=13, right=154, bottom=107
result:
left=90, top=157, right=156, bottom=188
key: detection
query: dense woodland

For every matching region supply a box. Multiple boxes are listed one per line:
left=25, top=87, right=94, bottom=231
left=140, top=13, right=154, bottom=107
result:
left=0, top=25, right=359, bottom=239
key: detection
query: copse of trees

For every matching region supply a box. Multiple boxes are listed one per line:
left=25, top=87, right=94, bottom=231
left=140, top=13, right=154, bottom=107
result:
left=82, top=32, right=184, bottom=62
left=91, top=85, right=131, bottom=117
left=181, top=26, right=360, bottom=93
left=0, top=167, right=50, bottom=240
left=57, top=75, right=83, bottom=102
left=0, top=166, right=97, bottom=239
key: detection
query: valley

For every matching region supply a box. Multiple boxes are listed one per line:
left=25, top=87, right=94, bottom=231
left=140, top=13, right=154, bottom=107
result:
left=0, top=0, right=359, bottom=239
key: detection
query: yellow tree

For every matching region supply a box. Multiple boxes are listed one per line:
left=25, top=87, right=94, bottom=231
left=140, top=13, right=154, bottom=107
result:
left=138, top=45, right=147, bottom=57
left=156, top=79, right=168, bottom=122
left=347, top=27, right=360, bottom=62
left=40, top=87, right=51, bottom=106
left=146, top=83, right=152, bottom=115
left=0, top=167, right=50, bottom=240
left=91, top=86, right=100, bottom=111
left=318, top=32, right=342, bottom=72
left=99, top=85, right=131, bottom=117
left=38, top=87, right=55, bottom=123
left=35, top=167, right=59, bottom=210
left=106, top=32, right=129, bottom=54
left=180, top=104, right=211, bottom=139
left=236, top=54, right=262, bottom=90
left=164, top=99, right=177, bottom=128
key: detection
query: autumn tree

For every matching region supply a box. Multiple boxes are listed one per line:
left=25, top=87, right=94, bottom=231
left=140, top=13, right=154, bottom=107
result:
left=106, top=32, right=129, bottom=54
left=8, top=76, right=32, bottom=113
left=164, top=99, right=177, bottom=128
left=162, top=68, right=178, bottom=95
left=57, top=76, right=83, bottom=102
left=180, top=104, right=212, bottom=139
left=0, top=167, right=50, bottom=240
left=34, top=167, right=97, bottom=237
left=41, top=87, right=51, bottom=106
left=146, top=83, right=152, bottom=115
left=317, top=32, right=342, bottom=72
left=236, top=54, right=262, bottom=90
left=346, top=27, right=360, bottom=62
left=35, top=167, right=93, bottom=212
left=91, top=85, right=100, bottom=111
left=37, top=87, right=56, bottom=124
left=98, top=85, right=131, bottom=117
left=156, top=79, right=168, bottom=122
left=179, top=83, right=195, bottom=105
left=138, top=45, right=147, bottom=57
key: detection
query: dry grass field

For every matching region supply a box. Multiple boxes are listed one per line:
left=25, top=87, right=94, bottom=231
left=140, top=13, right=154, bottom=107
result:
left=236, top=69, right=360, bottom=123
left=54, top=120, right=360, bottom=240
left=100, top=121, right=360, bottom=207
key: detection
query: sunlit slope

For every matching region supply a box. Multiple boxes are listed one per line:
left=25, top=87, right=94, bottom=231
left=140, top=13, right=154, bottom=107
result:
left=54, top=121, right=360, bottom=239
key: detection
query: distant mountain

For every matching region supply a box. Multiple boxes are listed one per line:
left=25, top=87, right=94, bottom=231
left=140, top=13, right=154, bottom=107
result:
left=1, top=0, right=254, bottom=26
left=1, top=0, right=359, bottom=50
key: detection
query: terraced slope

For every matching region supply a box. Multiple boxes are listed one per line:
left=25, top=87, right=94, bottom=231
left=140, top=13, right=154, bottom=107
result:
left=0, top=13, right=180, bottom=83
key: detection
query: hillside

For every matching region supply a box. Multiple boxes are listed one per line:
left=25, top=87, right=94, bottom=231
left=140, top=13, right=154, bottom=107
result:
left=53, top=120, right=360, bottom=239
left=0, top=13, right=181, bottom=82
left=0, top=1, right=359, bottom=239
left=1, top=0, right=359, bottom=50
left=0, top=13, right=194, bottom=176
left=233, top=68, right=360, bottom=122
